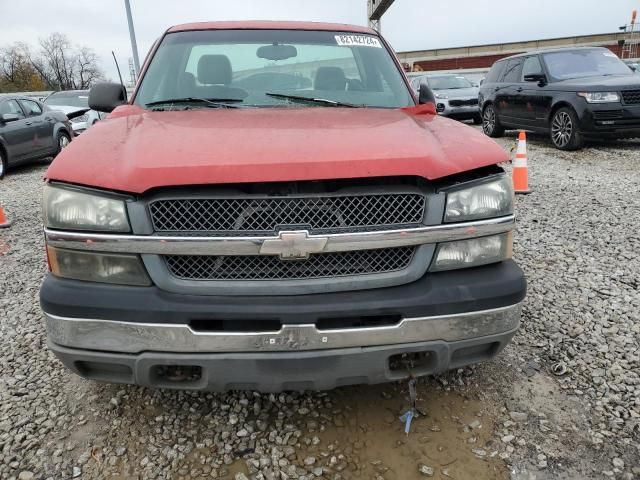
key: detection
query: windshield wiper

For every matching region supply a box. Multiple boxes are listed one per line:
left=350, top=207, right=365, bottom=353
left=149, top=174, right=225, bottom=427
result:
left=145, top=97, right=243, bottom=109
left=265, top=93, right=363, bottom=108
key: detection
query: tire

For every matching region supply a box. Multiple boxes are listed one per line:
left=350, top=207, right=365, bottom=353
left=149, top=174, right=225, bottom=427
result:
left=482, top=104, right=504, bottom=137
left=0, top=148, right=6, bottom=179
left=55, top=131, right=71, bottom=157
left=550, top=107, right=583, bottom=150
left=473, top=115, right=482, bottom=125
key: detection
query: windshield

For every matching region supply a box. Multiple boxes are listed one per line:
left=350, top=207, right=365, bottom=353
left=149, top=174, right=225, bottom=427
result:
left=135, top=29, right=414, bottom=109
left=426, top=76, right=474, bottom=90
left=44, top=93, right=89, bottom=108
left=542, top=49, right=632, bottom=81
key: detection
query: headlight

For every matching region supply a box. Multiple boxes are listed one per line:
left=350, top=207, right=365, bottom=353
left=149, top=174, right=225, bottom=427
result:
left=577, top=92, right=620, bottom=103
left=435, top=93, right=448, bottom=99
left=47, top=246, right=151, bottom=286
left=71, top=114, right=89, bottom=123
left=43, top=184, right=130, bottom=232
left=444, top=176, right=513, bottom=223
left=430, top=233, right=512, bottom=272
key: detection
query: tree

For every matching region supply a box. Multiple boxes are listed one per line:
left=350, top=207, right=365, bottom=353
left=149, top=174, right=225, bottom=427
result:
left=0, top=33, right=104, bottom=92
left=0, top=43, right=45, bottom=92
left=33, top=33, right=104, bottom=90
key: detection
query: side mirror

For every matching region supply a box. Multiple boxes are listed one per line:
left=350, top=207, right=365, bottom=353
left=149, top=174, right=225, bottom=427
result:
left=0, top=113, right=20, bottom=123
left=418, top=83, right=436, bottom=105
left=524, top=73, right=547, bottom=84
left=89, top=82, right=128, bottom=113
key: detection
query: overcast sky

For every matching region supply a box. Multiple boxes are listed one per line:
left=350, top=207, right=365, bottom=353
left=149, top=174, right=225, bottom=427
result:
left=1, top=0, right=638, bottom=82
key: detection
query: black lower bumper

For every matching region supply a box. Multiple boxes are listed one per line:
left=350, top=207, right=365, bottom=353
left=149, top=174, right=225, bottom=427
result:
left=40, top=260, right=526, bottom=325
left=41, top=261, right=526, bottom=391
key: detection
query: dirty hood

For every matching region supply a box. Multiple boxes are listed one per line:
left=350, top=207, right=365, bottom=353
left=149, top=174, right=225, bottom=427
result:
left=46, top=105, right=508, bottom=194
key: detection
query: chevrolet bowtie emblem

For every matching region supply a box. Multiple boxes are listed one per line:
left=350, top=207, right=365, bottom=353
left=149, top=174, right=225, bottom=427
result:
left=260, top=230, right=328, bottom=260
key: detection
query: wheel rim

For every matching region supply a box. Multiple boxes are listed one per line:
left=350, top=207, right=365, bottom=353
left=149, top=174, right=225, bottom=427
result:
left=551, top=111, right=573, bottom=147
left=483, top=107, right=495, bottom=134
left=59, top=135, right=70, bottom=149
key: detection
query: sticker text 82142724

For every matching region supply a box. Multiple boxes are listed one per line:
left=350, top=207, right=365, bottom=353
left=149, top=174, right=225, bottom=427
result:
left=334, top=35, right=382, bottom=48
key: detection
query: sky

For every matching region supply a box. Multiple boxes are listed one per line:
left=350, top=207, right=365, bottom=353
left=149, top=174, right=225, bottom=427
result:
left=1, top=0, right=638, bottom=83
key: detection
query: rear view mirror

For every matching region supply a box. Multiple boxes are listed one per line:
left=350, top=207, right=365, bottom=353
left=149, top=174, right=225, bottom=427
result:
left=524, top=73, right=547, bottom=83
left=257, top=44, right=298, bottom=61
left=419, top=83, right=436, bottom=105
left=89, top=82, right=128, bottom=113
left=0, top=113, right=20, bottom=123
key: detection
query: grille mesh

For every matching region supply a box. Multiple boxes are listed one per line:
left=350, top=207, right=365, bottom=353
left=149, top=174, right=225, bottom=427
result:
left=621, top=90, right=640, bottom=105
left=165, top=247, right=416, bottom=281
left=449, top=98, right=478, bottom=107
left=149, top=194, right=426, bottom=234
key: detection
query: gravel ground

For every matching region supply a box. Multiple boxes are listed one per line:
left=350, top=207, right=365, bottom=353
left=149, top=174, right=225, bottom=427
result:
left=0, top=131, right=639, bottom=480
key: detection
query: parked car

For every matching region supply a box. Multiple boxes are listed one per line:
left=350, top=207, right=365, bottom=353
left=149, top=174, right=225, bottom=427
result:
left=410, top=73, right=481, bottom=123
left=0, top=94, right=72, bottom=178
left=479, top=47, right=640, bottom=150
left=40, top=21, right=525, bottom=392
left=43, top=90, right=107, bottom=135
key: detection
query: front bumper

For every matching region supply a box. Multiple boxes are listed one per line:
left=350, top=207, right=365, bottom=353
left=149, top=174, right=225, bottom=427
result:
left=41, top=260, right=526, bottom=391
left=580, top=103, right=640, bottom=138
left=436, top=100, right=480, bottom=119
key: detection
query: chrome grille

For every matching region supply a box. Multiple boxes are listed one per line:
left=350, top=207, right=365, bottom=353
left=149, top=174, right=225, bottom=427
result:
left=149, top=194, right=426, bottom=234
left=621, top=90, right=640, bottom=105
left=164, top=247, right=416, bottom=281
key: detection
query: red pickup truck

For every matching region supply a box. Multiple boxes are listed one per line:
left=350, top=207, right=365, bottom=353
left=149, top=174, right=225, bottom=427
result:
left=40, top=21, right=525, bottom=391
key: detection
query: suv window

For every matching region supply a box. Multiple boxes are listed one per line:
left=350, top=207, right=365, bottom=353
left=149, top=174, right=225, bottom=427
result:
left=522, top=56, right=543, bottom=80
left=485, top=61, right=506, bottom=83
left=0, top=99, right=26, bottom=118
left=19, top=99, right=43, bottom=117
left=501, top=59, right=524, bottom=83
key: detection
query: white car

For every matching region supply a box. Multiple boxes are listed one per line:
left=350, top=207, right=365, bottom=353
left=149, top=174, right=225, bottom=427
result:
left=43, top=90, right=107, bottom=135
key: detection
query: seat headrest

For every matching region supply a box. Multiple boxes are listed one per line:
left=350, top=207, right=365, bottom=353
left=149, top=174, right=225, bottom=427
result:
left=197, top=55, right=232, bottom=85
left=314, top=67, right=347, bottom=91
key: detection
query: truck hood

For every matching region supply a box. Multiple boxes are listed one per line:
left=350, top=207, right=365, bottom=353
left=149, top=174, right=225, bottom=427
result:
left=46, top=105, right=508, bottom=194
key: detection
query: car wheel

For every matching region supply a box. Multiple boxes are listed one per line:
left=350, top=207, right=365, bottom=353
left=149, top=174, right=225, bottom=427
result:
left=482, top=104, right=504, bottom=137
left=55, top=131, right=71, bottom=157
left=0, top=149, right=6, bottom=179
left=550, top=107, right=583, bottom=150
left=473, top=115, right=482, bottom=125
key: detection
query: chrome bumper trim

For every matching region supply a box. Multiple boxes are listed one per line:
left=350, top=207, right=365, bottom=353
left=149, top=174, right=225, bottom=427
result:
left=45, top=303, right=521, bottom=354
left=43, top=215, right=515, bottom=256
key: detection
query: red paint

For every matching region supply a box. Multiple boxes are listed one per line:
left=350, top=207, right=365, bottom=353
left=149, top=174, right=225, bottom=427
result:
left=167, top=21, right=376, bottom=34
left=46, top=105, right=508, bottom=194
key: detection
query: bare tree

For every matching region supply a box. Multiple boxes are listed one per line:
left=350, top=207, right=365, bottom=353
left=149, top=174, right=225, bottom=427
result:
left=0, top=42, right=45, bottom=92
left=28, top=33, right=104, bottom=90
left=0, top=34, right=104, bottom=92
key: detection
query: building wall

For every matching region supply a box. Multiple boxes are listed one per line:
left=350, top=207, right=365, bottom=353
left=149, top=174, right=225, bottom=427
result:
left=397, top=32, right=631, bottom=72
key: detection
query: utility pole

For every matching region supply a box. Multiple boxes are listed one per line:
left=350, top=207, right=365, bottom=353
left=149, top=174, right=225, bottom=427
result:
left=124, top=0, right=140, bottom=75
left=368, top=0, right=396, bottom=32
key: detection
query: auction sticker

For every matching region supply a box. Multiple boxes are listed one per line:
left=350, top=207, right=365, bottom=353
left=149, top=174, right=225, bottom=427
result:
left=335, top=35, right=382, bottom=48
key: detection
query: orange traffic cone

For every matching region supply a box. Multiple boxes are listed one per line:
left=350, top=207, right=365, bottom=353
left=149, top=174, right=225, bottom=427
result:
left=513, top=131, right=531, bottom=194
left=0, top=205, right=12, bottom=228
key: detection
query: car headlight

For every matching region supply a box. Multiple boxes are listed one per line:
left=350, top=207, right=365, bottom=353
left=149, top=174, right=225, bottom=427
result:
left=435, top=93, right=448, bottom=99
left=47, top=246, right=151, bottom=286
left=444, top=176, right=513, bottom=223
left=43, top=184, right=130, bottom=232
left=430, top=233, right=512, bottom=272
left=577, top=92, right=620, bottom=103
left=71, top=114, right=89, bottom=123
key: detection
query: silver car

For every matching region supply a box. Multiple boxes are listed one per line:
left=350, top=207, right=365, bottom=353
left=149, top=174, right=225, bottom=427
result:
left=43, top=90, right=107, bottom=135
left=410, top=74, right=481, bottom=123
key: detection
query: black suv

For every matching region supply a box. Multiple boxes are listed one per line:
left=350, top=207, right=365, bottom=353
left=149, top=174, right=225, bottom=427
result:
left=479, top=47, right=640, bottom=150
